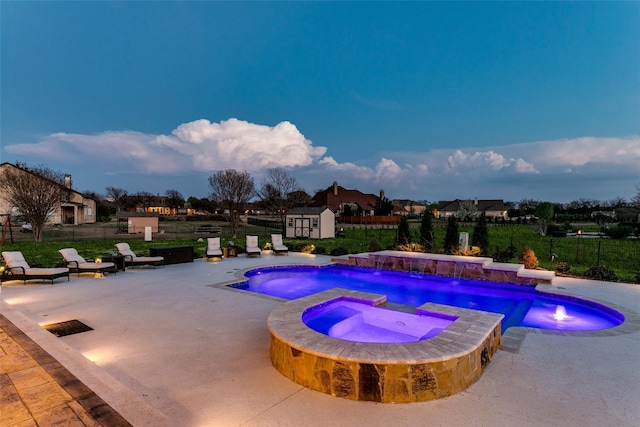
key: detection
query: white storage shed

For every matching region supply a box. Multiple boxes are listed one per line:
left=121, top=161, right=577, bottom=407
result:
left=285, top=207, right=335, bottom=239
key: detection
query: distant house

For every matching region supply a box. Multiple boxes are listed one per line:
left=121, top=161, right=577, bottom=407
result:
left=591, top=210, right=616, bottom=220
left=393, top=199, right=427, bottom=217
left=0, top=162, right=96, bottom=225
left=309, top=182, right=379, bottom=216
left=435, top=199, right=508, bottom=219
left=284, top=206, right=335, bottom=239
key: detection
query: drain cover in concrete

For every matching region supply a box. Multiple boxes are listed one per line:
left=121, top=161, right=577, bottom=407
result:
left=43, top=320, right=94, bottom=337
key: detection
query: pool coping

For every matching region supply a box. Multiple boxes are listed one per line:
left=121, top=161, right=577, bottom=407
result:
left=268, top=289, right=504, bottom=364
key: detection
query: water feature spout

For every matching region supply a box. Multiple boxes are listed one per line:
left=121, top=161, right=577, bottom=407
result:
left=553, top=305, right=568, bottom=321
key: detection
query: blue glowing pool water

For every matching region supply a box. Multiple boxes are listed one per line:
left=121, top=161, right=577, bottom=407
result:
left=302, top=298, right=456, bottom=343
left=234, top=265, right=624, bottom=332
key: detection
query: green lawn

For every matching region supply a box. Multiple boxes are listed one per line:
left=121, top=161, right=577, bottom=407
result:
left=2, top=221, right=638, bottom=283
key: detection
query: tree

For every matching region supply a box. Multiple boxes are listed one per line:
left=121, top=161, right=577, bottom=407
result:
left=0, top=163, right=71, bottom=242
left=517, top=199, right=539, bottom=215
left=165, top=189, right=185, bottom=210
left=208, top=169, right=255, bottom=238
left=456, top=199, right=478, bottom=221
left=130, top=191, right=157, bottom=210
left=535, top=202, right=554, bottom=236
left=374, top=197, right=394, bottom=216
left=444, top=216, right=459, bottom=254
left=105, top=187, right=128, bottom=212
left=188, top=196, right=216, bottom=213
left=631, top=183, right=640, bottom=209
left=258, top=168, right=299, bottom=222
left=471, top=214, right=489, bottom=255
left=83, top=190, right=111, bottom=222
left=397, top=216, right=411, bottom=246
left=287, top=190, right=311, bottom=207
left=419, top=212, right=435, bottom=252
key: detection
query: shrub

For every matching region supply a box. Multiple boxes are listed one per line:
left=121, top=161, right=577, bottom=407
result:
left=444, top=216, right=459, bottom=254
left=518, top=247, right=539, bottom=269
left=367, top=238, right=382, bottom=252
left=471, top=214, right=489, bottom=254
left=493, top=245, right=516, bottom=263
left=555, top=262, right=571, bottom=274
left=397, top=216, right=411, bottom=245
left=312, top=246, right=326, bottom=255
left=583, top=265, right=618, bottom=282
left=329, top=247, right=348, bottom=256
left=292, top=243, right=307, bottom=252
left=420, top=213, right=435, bottom=252
left=604, top=225, right=633, bottom=240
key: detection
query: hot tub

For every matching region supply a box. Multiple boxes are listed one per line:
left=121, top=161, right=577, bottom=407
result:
left=302, top=298, right=456, bottom=343
left=268, top=289, right=504, bottom=403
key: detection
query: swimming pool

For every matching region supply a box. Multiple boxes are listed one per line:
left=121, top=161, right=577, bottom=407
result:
left=235, top=264, right=624, bottom=332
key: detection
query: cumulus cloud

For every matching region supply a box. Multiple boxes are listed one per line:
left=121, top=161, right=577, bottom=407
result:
left=5, top=118, right=327, bottom=174
left=510, top=136, right=640, bottom=169
left=445, top=149, right=538, bottom=174
left=5, top=124, right=638, bottom=203
left=168, top=118, right=326, bottom=171
left=375, top=158, right=404, bottom=183
left=318, top=156, right=375, bottom=180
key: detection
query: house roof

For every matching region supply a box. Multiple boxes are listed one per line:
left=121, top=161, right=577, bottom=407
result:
left=1, top=162, right=93, bottom=200
left=437, top=199, right=508, bottom=213
left=286, top=206, right=332, bottom=215
left=309, top=183, right=378, bottom=212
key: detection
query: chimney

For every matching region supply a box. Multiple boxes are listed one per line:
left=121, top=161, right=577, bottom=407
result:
left=380, top=189, right=385, bottom=200
left=333, top=181, right=338, bottom=196
left=64, top=175, right=72, bottom=189
left=474, top=197, right=478, bottom=206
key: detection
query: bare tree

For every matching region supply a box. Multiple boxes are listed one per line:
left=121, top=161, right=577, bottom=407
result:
left=0, top=163, right=71, bottom=242
left=130, top=191, right=157, bottom=211
left=165, top=189, right=185, bottom=210
left=631, top=183, right=640, bottom=209
left=106, top=187, right=128, bottom=212
left=258, top=168, right=299, bottom=222
left=605, top=197, right=627, bottom=209
left=208, top=169, right=255, bottom=238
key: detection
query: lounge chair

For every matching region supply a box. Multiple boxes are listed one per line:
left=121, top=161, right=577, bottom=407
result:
left=1, top=251, right=69, bottom=285
left=206, top=237, right=223, bottom=259
left=58, top=248, right=117, bottom=277
left=115, top=243, right=164, bottom=269
left=271, top=234, right=288, bottom=255
left=245, top=235, right=261, bottom=257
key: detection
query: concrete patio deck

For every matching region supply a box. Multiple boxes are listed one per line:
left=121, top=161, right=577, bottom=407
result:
left=1, top=252, right=639, bottom=426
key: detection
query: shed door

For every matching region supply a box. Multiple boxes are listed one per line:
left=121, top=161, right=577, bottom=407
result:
left=294, top=218, right=311, bottom=237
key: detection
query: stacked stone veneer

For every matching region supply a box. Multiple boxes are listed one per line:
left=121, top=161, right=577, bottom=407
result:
left=337, top=250, right=555, bottom=285
left=268, top=289, right=503, bottom=403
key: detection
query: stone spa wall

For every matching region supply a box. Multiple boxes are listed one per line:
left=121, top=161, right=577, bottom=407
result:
left=268, top=289, right=503, bottom=403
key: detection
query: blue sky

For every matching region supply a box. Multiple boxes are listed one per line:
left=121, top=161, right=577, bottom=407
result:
left=2, top=1, right=639, bottom=204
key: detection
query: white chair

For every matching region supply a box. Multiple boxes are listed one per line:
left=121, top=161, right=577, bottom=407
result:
left=245, top=235, right=261, bottom=257
left=59, top=248, right=116, bottom=277
left=206, top=237, right=223, bottom=259
left=1, top=251, right=69, bottom=284
left=271, top=234, right=288, bottom=255
left=115, top=243, right=164, bottom=269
